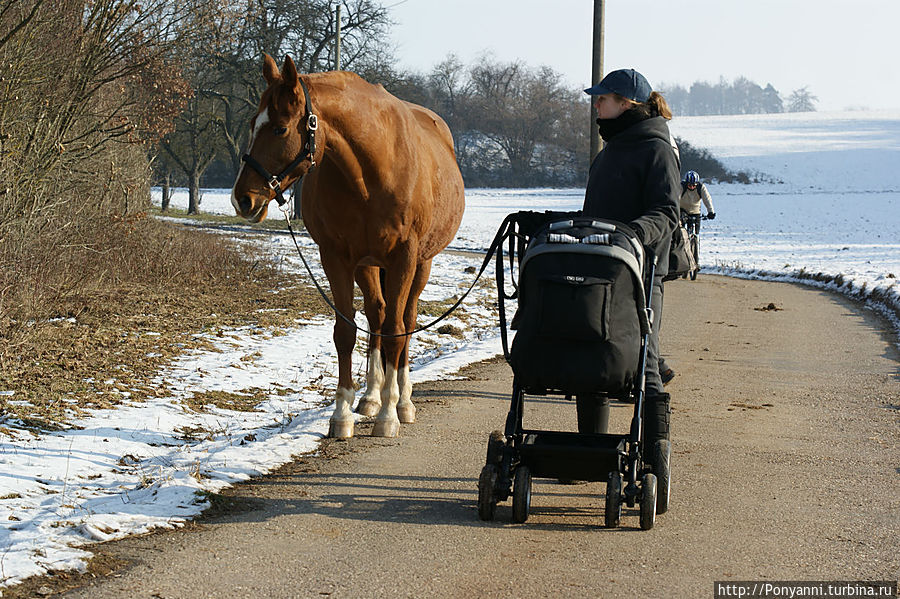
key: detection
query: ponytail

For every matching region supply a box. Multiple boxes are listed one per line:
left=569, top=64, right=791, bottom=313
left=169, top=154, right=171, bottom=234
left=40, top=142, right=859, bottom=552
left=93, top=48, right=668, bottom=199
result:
left=647, top=91, right=673, bottom=120
left=624, top=90, right=673, bottom=121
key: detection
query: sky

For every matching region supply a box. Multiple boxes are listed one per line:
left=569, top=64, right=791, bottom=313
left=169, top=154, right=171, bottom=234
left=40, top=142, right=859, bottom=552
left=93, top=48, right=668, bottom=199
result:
left=385, top=0, right=899, bottom=112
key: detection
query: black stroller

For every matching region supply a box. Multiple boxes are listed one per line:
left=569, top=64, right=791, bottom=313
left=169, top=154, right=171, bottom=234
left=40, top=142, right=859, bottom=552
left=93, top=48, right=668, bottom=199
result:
left=477, top=211, right=671, bottom=530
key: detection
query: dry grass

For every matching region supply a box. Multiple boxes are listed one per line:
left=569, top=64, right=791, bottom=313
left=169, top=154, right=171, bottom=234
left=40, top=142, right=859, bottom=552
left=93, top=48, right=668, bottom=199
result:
left=0, top=212, right=325, bottom=433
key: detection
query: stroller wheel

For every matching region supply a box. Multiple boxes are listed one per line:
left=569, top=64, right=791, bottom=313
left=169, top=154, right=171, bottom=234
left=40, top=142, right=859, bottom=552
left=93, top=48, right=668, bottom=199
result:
left=604, top=471, right=623, bottom=528
left=477, top=465, right=499, bottom=521
left=512, top=465, right=532, bottom=523
left=650, top=439, right=671, bottom=514
left=640, top=473, right=658, bottom=530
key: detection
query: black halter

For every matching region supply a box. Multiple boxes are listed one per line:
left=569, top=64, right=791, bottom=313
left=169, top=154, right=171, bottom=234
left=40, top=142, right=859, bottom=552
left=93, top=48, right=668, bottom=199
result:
left=241, top=79, right=318, bottom=207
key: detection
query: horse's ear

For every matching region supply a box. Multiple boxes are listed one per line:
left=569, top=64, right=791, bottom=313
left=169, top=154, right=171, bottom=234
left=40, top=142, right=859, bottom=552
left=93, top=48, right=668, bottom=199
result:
left=263, top=53, right=280, bottom=85
left=282, top=55, right=299, bottom=91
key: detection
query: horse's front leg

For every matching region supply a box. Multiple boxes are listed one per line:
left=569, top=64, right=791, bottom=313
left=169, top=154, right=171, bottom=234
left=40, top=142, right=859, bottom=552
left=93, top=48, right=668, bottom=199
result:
left=354, top=266, right=385, bottom=417
left=372, top=245, right=417, bottom=437
left=321, top=253, right=359, bottom=439
left=396, top=259, right=432, bottom=424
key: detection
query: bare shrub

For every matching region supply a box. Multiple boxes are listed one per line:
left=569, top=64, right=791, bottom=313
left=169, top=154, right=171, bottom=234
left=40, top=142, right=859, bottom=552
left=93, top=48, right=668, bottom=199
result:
left=0, top=0, right=238, bottom=395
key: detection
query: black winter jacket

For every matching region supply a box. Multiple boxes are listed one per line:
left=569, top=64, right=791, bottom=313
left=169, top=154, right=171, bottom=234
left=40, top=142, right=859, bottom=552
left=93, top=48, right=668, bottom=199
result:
left=583, top=114, right=681, bottom=276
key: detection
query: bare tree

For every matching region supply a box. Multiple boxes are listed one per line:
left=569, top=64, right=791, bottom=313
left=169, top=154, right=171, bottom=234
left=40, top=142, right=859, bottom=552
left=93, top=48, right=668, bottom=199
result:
left=160, top=92, right=221, bottom=214
left=468, top=58, right=571, bottom=185
left=157, top=0, right=395, bottom=188
left=787, top=86, right=818, bottom=112
left=273, top=0, right=392, bottom=73
left=0, top=0, right=192, bottom=234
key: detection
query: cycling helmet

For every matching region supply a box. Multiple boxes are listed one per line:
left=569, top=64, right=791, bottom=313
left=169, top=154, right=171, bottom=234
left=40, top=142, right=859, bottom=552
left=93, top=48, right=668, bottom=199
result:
left=685, top=171, right=700, bottom=185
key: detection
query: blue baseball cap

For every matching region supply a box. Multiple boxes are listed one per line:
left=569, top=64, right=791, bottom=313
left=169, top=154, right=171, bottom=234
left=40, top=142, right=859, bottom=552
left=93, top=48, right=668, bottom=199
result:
left=584, top=68, right=652, bottom=102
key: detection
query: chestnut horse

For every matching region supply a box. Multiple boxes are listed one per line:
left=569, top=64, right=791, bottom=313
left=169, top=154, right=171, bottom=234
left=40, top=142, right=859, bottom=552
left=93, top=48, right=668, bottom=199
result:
left=231, top=55, right=465, bottom=438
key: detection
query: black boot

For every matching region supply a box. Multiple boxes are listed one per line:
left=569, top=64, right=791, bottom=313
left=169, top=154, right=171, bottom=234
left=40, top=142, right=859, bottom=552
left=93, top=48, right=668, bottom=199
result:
left=642, top=392, right=670, bottom=454
left=576, top=394, right=610, bottom=434
left=643, top=392, right=672, bottom=513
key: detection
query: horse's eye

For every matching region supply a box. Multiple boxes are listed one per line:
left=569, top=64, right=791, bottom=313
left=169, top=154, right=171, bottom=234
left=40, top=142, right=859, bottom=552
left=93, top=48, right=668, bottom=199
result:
left=273, top=126, right=287, bottom=136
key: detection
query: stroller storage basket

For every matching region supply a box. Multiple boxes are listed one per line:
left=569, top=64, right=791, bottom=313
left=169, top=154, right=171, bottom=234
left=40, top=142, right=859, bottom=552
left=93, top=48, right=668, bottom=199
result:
left=509, top=217, right=650, bottom=396
left=520, top=431, right=626, bottom=481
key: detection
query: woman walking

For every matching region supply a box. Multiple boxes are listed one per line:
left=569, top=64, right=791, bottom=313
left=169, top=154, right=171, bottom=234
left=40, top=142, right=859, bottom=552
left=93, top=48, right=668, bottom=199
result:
left=577, top=68, right=679, bottom=450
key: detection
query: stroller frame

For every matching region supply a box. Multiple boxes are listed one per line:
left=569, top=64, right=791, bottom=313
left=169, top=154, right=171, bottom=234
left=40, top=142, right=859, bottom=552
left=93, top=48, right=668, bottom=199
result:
left=477, top=211, right=665, bottom=530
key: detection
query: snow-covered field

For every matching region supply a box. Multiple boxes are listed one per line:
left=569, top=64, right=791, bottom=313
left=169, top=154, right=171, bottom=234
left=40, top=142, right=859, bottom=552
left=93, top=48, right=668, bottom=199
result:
left=2, top=110, right=899, bottom=587
left=669, top=111, right=900, bottom=330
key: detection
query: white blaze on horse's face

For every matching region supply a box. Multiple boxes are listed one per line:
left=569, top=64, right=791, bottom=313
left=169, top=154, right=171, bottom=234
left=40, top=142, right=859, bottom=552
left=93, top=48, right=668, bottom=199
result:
left=231, top=107, right=272, bottom=222
left=249, top=107, right=271, bottom=145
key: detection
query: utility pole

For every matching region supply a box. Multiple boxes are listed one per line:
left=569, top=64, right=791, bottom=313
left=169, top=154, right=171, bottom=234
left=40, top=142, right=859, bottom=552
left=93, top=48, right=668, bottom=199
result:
left=590, top=0, right=605, bottom=161
left=335, top=3, right=342, bottom=70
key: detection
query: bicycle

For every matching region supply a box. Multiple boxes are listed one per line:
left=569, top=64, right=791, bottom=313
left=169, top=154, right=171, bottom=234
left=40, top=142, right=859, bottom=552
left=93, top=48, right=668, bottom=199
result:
left=680, top=213, right=708, bottom=280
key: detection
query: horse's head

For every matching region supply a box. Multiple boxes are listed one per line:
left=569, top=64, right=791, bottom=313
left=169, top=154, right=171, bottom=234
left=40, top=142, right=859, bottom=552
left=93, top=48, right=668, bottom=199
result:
left=231, top=54, right=320, bottom=223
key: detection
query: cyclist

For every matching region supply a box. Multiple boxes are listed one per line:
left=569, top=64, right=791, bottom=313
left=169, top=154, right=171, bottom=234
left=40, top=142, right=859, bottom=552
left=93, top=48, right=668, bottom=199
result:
left=657, top=172, right=713, bottom=383
left=679, top=170, right=715, bottom=234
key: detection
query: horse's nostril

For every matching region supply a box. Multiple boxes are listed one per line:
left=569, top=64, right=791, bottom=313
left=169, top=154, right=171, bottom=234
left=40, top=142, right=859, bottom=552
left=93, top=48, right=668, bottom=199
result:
left=239, top=195, right=253, bottom=214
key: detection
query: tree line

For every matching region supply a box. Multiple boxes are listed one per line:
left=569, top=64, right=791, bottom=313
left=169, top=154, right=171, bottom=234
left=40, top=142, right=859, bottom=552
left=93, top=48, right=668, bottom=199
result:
left=661, top=77, right=819, bottom=116
left=151, top=1, right=594, bottom=200
left=1, top=0, right=818, bottom=226
left=151, top=0, right=818, bottom=195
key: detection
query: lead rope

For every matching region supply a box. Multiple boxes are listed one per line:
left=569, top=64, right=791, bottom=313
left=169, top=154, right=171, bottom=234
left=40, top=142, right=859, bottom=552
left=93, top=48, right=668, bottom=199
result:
left=279, top=207, right=518, bottom=339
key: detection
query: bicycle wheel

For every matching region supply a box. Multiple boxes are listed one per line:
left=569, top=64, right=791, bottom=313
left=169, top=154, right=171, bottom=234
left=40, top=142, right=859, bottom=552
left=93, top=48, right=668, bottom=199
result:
left=690, top=235, right=699, bottom=280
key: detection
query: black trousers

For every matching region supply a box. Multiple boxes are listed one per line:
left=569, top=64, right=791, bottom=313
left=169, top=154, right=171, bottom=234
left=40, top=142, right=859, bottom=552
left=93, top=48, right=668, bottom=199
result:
left=645, top=275, right=665, bottom=394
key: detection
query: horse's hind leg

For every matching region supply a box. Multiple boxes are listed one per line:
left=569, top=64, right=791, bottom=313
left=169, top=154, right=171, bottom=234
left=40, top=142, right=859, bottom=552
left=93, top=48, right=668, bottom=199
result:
left=372, top=246, right=417, bottom=437
left=321, top=254, right=358, bottom=439
left=397, top=259, right=432, bottom=424
left=355, top=266, right=385, bottom=417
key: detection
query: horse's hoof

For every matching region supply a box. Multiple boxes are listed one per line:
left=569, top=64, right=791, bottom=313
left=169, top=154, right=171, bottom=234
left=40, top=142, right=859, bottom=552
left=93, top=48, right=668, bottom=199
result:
left=397, top=404, right=416, bottom=424
left=356, top=398, right=381, bottom=417
left=371, top=419, right=400, bottom=438
left=328, top=420, right=355, bottom=439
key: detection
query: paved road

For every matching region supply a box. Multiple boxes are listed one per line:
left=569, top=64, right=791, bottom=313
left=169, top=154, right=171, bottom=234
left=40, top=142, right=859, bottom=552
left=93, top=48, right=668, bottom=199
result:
left=63, top=275, right=899, bottom=598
